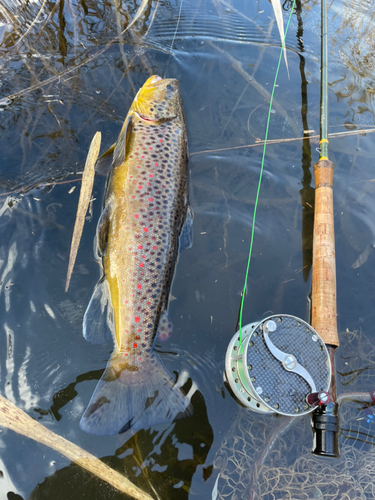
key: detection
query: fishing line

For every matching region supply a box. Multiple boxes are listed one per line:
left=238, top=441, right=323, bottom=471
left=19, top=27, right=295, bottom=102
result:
left=238, top=0, right=296, bottom=352
left=164, top=0, right=184, bottom=77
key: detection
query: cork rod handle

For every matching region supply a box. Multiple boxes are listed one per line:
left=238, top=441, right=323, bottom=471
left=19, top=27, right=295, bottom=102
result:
left=311, top=159, right=339, bottom=347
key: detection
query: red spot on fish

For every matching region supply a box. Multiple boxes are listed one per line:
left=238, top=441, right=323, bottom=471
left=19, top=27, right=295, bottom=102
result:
left=159, top=139, right=163, bottom=142
left=152, top=236, right=156, bottom=240
left=143, top=227, right=148, bottom=232
left=140, top=263, right=144, bottom=268
left=125, top=353, right=128, bottom=356
left=162, top=185, right=166, bottom=188
left=154, top=163, right=158, bottom=167
left=149, top=174, right=153, bottom=178
left=136, top=147, right=139, bottom=150
left=149, top=198, right=153, bottom=202
left=149, top=147, right=153, bottom=150
left=132, top=195, right=135, bottom=199
left=135, top=317, right=140, bottom=323
left=125, top=226, right=130, bottom=230
left=125, top=329, right=129, bottom=333
left=138, top=185, right=142, bottom=190
left=152, top=246, right=157, bottom=250
left=134, top=214, right=139, bottom=219
left=141, top=272, right=144, bottom=275
left=131, top=293, right=134, bottom=297
left=130, top=175, right=133, bottom=179
left=137, top=165, right=140, bottom=169
left=147, top=302, right=151, bottom=305
left=137, top=284, right=142, bottom=289
left=125, top=299, right=129, bottom=303
left=138, top=329, right=141, bottom=333
left=138, top=245, right=143, bottom=249
left=138, top=358, right=142, bottom=362
left=133, top=343, right=138, bottom=348
left=141, top=155, right=145, bottom=159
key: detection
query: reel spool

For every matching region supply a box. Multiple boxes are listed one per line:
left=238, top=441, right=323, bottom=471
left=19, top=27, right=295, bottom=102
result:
left=225, top=314, right=331, bottom=416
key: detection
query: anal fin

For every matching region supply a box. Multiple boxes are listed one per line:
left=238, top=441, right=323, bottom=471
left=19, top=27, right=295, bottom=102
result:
left=156, top=311, right=173, bottom=342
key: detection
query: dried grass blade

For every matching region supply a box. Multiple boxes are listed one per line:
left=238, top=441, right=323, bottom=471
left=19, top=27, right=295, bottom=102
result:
left=65, top=131, right=101, bottom=292
left=271, top=0, right=289, bottom=78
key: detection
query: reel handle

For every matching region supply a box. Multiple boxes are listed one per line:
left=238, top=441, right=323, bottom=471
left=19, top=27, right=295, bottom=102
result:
left=312, top=400, right=339, bottom=457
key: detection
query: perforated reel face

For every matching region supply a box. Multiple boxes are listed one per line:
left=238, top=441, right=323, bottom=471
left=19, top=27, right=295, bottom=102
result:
left=225, top=315, right=331, bottom=416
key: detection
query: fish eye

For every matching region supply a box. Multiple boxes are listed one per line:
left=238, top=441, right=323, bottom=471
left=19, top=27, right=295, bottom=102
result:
left=166, top=85, right=175, bottom=92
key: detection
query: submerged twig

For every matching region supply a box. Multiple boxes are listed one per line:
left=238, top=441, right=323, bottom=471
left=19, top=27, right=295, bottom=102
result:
left=207, top=41, right=300, bottom=137
left=191, top=126, right=375, bottom=156
left=118, top=0, right=151, bottom=36
left=222, top=19, right=274, bottom=136
left=0, top=395, right=154, bottom=500
left=4, top=0, right=154, bottom=102
left=14, top=0, right=48, bottom=48
left=65, top=132, right=101, bottom=292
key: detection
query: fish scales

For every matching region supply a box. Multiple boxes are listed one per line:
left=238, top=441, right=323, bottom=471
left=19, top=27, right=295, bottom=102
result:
left=80, top=76, right=192, bottom=435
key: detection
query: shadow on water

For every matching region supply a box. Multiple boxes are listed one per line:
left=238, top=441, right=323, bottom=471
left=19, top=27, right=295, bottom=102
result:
left=1, top=0, right=375, bottom=499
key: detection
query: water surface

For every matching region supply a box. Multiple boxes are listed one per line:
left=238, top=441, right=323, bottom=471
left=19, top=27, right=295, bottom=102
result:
left=1, top=0, right=375, bottom=498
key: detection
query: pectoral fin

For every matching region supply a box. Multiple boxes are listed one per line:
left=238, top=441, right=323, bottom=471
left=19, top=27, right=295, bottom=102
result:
left=112, top=114, right=133, bottom=169
left=95, top=206, right=110, bottom=258
left=155, top=311, right=173, bottom=342
left=95, top=113, right=133, bottom=174
left=95, top=144, right=115, bottom=176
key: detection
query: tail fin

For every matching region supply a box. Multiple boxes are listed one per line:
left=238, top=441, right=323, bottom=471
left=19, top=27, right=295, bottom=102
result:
left=79, top=352, right=192, bottom=435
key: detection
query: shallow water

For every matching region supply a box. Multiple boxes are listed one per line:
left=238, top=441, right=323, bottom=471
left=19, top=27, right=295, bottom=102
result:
left=1, top=0, right=375, bottom=498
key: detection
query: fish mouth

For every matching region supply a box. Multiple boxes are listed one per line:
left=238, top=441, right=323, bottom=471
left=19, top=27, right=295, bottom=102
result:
left=148, top=75, right=163, bottom=84
left=147, top=75, right=179, bottom=89
left=134, top=110, right=177, bottom=123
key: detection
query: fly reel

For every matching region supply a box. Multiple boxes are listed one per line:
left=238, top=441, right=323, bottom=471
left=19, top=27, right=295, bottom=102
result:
left=225, top=315, right=331, bottom=416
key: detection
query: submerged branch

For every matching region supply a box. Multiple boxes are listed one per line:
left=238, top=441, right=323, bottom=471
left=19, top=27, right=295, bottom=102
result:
left=191, top=126, right=375, bottom=156
left=0, top=395, right=154, bottom=500
left=207, top=40, right=300, bottom=137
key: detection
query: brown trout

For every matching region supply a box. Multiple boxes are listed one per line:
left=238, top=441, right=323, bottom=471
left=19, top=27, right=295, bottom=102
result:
left=80, top=76, right=193, bottom=435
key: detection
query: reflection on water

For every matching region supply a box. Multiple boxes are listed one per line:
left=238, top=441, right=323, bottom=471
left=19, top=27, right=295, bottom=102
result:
left=1, top=0, right=375, bottom=498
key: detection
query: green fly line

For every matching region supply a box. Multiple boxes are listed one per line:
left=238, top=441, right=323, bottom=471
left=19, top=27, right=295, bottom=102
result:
left=238, top=0, right=297, bottom=353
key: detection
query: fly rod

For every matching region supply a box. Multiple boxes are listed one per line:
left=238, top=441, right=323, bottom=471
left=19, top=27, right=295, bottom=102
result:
left=224, top=1, right=338, bottom=454
left=311, top=0, right=340, bottom=457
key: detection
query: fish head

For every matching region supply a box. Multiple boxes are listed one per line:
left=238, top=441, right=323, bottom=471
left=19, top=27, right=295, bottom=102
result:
left=132, top=75, right=181, bottom=123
